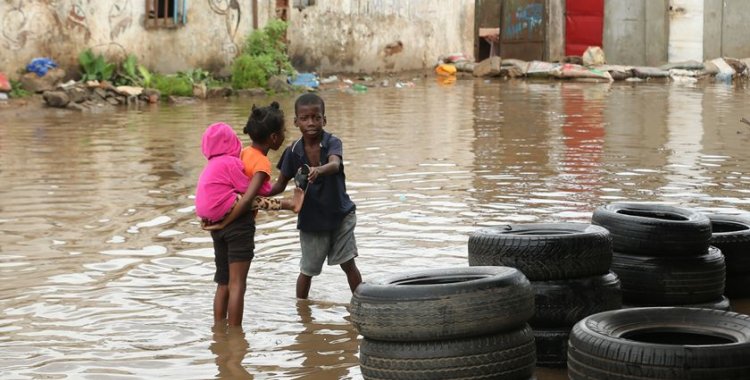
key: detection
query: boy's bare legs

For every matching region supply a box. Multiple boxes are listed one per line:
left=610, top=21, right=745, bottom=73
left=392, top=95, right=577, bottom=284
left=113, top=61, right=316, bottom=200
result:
left=214, top=284, right=229, bottom=322
left=296, top=259, right=360, bottom=299
left=227, top=260, right=251, bottom=326
left=296, top=273, right=312, bottom=299
left=340, top=259, right=362, bottom=292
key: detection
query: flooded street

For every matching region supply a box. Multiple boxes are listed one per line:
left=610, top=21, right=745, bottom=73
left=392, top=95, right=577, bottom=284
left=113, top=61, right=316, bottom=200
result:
left=2, top=78, right=750, bottom=379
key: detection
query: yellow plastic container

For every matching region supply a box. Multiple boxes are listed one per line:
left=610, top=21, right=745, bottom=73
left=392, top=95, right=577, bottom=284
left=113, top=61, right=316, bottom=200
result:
left=435, top=63, right=457, bottom=76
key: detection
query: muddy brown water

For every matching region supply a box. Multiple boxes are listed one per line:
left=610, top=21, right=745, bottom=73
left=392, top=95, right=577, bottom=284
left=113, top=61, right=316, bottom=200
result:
left=1, top=78, right=750, bottom=379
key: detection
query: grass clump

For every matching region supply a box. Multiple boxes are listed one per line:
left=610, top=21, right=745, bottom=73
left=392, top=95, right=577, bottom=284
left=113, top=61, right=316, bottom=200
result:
left=151, top=74, right=193, bottom=97
left=9, top=80, right=31, bottom=98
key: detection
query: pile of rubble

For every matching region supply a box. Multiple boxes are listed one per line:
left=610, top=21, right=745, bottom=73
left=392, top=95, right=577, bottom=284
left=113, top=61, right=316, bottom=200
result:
left=43, top=80, right=161, bottom=111
left=439, top=48, right=750, bottom=84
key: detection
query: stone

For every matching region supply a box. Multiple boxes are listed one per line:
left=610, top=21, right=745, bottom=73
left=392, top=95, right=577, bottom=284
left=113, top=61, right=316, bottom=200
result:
left=193, top=83, right=207, bottom=99
left=723, top=58, right=746, bottom=76
left=115, top=86, right=143, bottom=97
left=68, top=86, right=89, bottom=103
left=582, top=46, right=606, bottom=66
left=141, top=89, right=161, bottom=103
left=236, top=88, right=267, bottom=97
left=473, top=56, right=504, bottom=77
left=93, top=87, right=109, bottom=100
left=207, top=87, right=234, bottom=98
left=168, top=96, right=196, bottom=104
left=99, top=81, right=117, bottom=92
left=21, top=67, right=66, bottom=93
left=43, top=90, right=70, bottom=107
left=66, top=102, right=88, bottom=112
left=268, top=75, right=293, bottom=93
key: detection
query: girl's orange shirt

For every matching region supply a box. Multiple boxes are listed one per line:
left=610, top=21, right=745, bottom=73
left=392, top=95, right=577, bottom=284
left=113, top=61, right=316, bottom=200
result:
left=240, top=146, right=272, bottom=196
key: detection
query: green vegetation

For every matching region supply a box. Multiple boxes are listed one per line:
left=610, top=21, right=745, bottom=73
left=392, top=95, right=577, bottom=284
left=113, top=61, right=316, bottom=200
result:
left=117, top=54, right=152, bottom=87
left=78, top=49, right=115, bottom=82
left=70, top=20, right=295, bottom=99
left=151, top=74, right=193, bottom=97
left=9, top=80, right=30, bottom=98
left=178, top=68, right=222, bottom=88
left=232, top=19, right=293, bottom=89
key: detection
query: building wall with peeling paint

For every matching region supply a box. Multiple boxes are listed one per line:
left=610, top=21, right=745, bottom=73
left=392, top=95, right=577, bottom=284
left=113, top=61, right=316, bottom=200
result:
left=0, top=0, right=274, bottom=78
left=287, top=0, right=475, bottom=74
left=0, top=0, right=474, bottom=78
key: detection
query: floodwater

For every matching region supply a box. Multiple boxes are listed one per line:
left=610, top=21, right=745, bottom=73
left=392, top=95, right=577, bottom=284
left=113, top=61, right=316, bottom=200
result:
left=1, top=77, right=750, bottom=380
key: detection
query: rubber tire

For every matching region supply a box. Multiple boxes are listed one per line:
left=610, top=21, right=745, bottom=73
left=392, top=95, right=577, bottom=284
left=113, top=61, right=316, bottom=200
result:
left=533, top=328, right=569, bottom=368
left=468, top=223, right=612, bottom=281
left=591, top=202, right=711, bottom=256
left=707, top=213, right=750, bottom=273
left=623, top=295, right=732, bottom=311
left=568, top=307, right=750, bottom=379
left=611, top=247, right=725, bottom=305
left=726, top=273, right=750, bottom=298
left=359, top=325, right=536, bottom=380
left=350, top=266, right=534, bottom=341
left=530, top=272, right=622, bottom=327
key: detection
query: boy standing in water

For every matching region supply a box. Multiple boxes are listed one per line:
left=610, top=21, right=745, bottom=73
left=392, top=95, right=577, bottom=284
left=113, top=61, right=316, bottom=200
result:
left=269, top=93, right=362, bottom=299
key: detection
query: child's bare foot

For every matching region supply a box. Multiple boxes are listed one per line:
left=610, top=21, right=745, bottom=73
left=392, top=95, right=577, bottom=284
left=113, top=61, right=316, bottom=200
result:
left=292, top=187, right=305, bottom=213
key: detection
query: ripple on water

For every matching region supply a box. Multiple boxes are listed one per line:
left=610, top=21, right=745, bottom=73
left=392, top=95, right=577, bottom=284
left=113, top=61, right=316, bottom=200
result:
left=2, top=80, right=750, bottom=379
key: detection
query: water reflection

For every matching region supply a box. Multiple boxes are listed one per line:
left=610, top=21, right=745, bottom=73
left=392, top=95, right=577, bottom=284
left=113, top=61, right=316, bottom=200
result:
left=284, top=301, right=359, bottom=379
left=211, top=324, right=253, bottom=379
left=1, top=79, right=750, bottom=379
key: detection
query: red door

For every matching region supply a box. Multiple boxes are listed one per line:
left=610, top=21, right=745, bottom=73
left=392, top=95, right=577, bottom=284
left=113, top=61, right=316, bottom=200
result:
left=565, top=0, right=604, bottom=56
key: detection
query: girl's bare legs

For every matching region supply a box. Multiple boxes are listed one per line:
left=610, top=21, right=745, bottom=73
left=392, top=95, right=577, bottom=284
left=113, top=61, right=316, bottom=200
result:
left=227, top=260, right=251, bottom=326
left=214, top=284, right=229, bottom=322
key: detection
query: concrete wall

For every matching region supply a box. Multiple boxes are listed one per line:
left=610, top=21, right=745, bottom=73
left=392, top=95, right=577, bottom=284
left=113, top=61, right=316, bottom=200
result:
left=603, top=0, right=669, bottom=66
left=286, top=0, right=475, bottom=74
left=704, top=0, right=750, bottom=59
left=546, top=0, right=565, bottom=61
left=0, top=0, right=268, bottom=78
left=702, top=0, right=722, bottom=60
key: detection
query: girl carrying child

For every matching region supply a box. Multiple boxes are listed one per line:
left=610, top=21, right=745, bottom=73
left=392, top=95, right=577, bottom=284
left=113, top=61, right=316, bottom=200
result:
left=195, top=101, right=302, bottom=326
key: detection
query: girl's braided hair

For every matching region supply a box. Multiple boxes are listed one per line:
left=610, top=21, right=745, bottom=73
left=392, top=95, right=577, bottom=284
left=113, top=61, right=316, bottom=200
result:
left=243, top=101, right=284, bottom=142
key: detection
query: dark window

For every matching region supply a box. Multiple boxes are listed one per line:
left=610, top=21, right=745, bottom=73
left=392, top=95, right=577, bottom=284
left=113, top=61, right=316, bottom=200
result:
left=146, top=0, right=186, bottom=28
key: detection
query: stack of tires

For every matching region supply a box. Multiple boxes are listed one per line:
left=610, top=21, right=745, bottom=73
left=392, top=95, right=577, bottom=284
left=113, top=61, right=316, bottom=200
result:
left=706, top=214, right=750, bottom=299
left=468, top=223, right=622, bottom=368
left=350, top=267, right=536, bottom=380
left=592, top=202, right=730, bottom=310
left=568, top=307, right=750, bottom=379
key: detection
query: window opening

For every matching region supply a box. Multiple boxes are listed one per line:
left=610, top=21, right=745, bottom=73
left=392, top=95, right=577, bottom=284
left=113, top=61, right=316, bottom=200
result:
left=146, top=0, right=187, bottom=28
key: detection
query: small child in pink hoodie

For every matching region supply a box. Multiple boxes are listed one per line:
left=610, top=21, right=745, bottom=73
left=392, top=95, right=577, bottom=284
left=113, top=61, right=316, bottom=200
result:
left=195, top=122, right=256, bottom=327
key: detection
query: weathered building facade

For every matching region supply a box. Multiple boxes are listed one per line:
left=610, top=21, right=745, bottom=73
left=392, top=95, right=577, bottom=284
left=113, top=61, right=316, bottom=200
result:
left=602, top=0, right=750, bottom=66
left=0, top=0, right=475, bottom=77
left=475, top=0, right=750, bottom=67
left=0, top=1, right=286, bottom=76
left=286, top=0, right=475, bottom=74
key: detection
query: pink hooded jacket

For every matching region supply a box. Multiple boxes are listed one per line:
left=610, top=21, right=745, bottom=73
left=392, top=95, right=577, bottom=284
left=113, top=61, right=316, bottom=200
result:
left=195, top=122, right=249, bottom=223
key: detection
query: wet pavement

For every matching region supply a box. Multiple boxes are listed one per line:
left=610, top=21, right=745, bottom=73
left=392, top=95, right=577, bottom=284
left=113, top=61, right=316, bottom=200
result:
left=1, top=77, right=749, bottom=379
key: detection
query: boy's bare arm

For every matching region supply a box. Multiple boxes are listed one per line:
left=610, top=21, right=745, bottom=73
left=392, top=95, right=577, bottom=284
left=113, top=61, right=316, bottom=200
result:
left=268, top=173, right=291, bottom=196
left=309, top=154, right=341, bottom=183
